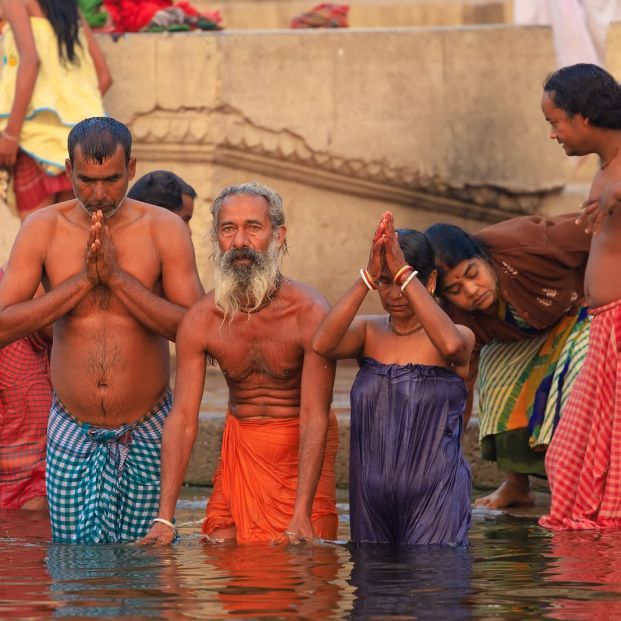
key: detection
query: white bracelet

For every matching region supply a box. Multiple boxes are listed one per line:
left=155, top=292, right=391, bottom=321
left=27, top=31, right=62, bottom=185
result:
left=153, top=517, right=176, bottom=530
left=1, top=130, right=18, bottom=142
left=400, top=269, right=419, bottom=291
left=359, top=267, right=375, bottom=291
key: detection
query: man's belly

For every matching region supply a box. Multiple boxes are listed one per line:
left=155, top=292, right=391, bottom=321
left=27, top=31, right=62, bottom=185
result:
left=229, top=402, right=302, bottom=420
left=585, top=235, right=621, bottom=309
left=50, top=317, right=170, bottom=426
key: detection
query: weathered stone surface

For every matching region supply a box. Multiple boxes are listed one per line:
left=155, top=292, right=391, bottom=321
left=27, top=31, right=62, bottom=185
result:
left=192, top=0, right=510, bottom=30
left=607, top=21, right=621, bottom=77
left=1, top=25, right=563, bottom=304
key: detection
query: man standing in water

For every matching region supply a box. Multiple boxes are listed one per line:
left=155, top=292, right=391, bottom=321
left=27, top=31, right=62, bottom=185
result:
left=0, top=117, right=204, bottom=542
left=141, top=182, right=338, bottom=545
left=539, top=64, right=621, bottom=530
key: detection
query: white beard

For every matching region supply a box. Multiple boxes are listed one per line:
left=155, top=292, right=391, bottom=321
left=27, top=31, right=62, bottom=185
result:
left=214, top=239, right=281, bottom=321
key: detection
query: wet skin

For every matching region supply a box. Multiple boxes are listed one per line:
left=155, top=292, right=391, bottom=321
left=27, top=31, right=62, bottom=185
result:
left=144, top=194, right=335, bottom=544
left=542, top=92, right=621, bottom=307
left=0, top=145, right=204, bottom=426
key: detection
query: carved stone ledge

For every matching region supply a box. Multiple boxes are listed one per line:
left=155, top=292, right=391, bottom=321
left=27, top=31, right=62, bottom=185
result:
left=130, top=109, right=551, bottom=222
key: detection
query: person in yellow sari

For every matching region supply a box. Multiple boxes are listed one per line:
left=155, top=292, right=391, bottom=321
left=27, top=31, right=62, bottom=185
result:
left=0, top=0, right=111, bottom=219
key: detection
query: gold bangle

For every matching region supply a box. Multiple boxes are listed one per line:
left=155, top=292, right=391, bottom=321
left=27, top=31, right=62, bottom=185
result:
left=393, top=264, right=413, bottom=284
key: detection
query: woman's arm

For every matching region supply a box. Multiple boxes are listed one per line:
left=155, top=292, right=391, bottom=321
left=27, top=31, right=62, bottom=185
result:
left=312, top=219, right=385, bottom=359
left=0, top=0, right=40, bottom=166
left=383, top=213, right=474, bottom=367
left=81, top=17, right=112, bottom=95
left=311, top=280, right=370, bottom=360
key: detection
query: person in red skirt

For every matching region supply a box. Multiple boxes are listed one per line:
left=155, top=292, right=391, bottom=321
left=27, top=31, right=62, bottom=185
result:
left=0, top=265, right=51, bottom=510
left=540, top=64, right=621, bottom=530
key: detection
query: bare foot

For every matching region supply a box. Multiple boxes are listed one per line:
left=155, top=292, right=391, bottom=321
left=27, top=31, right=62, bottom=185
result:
left=473, top=480, right=535, bottom=509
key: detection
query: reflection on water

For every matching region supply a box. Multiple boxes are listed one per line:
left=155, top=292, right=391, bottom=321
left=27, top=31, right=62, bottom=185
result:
left=5, top=498, right=621, bottom=619
left=349, top=544, right=472, bottom=620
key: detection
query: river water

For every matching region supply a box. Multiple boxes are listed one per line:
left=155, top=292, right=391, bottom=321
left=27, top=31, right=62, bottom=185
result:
left=2, top=490, right=621, bottom=620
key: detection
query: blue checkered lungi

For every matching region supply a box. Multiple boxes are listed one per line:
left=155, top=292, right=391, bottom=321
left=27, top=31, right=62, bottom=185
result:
left=46, top=389, right=172, bottom=543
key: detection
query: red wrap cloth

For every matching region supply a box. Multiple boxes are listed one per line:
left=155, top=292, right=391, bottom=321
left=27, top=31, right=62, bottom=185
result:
left=203, top=412, right=338, bottom=543
left=540, top=300, right=621, bottom=530
left=0, top=270, right=52, bottom=509
left=103, top=0, right=220, bottom=31
left=13, top=149, right=72, bottom=214
left=290, top=3, right=349, bottom=28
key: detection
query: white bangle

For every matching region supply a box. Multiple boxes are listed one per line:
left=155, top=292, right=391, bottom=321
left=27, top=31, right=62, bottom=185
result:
left=1, top=130, right=18, bottom=142
left=359, top=268, right=375, bottom=291
left=153, top=517, right=176, bottom=530
left=400, top=269, right=419, bottom=291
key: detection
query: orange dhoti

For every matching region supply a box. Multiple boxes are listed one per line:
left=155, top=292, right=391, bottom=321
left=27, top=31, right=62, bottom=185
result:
left=203, top=412, right=339, bottom=543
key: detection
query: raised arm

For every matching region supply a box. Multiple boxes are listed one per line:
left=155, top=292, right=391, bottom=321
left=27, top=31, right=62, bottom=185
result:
left=140, top=302, right=209, bottom=545
left=0, top=214, right=97, bottom=346
left=312, top=218, right=385, bottom=359
left=96, top=211, right=204, bottom=341
left=287, top=301, right=337, bottom=541
left=0, top=0, right=40, bottom=167
left=383, top=213, right=474, bottom=367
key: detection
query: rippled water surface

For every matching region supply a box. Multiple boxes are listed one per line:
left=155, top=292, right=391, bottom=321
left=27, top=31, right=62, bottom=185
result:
left=2, top=490, right=621, bottom=620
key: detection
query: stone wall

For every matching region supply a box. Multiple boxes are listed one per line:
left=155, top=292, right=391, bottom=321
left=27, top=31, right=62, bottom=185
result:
left=192, top=0, right=511, bottom=30
left=1, top=25, right=562, bottom=303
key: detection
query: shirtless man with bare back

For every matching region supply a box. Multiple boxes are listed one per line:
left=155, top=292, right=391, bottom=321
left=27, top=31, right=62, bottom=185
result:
left=0, top=117, right=204, bottom=542
left=141, top=182, right=338, bottom=545
left=539, top=64, right=621, bottom=530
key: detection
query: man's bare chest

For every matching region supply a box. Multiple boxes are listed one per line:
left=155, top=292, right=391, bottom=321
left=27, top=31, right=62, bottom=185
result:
left=211, top=324, right=304, bottom=384
left=42, top=226, right=162, bottom=312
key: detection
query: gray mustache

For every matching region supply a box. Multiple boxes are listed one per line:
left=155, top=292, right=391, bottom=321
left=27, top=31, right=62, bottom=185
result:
left=222, top=248, right=263, bottom=265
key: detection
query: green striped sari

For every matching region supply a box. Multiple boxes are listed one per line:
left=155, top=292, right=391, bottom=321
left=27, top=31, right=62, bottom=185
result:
left=476, top=305, right=590, bottom=474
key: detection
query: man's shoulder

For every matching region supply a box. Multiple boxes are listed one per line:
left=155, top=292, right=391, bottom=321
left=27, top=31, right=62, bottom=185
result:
left=18, top=201, right=71, bottom=235
left=180, top=292, right=217, bottom=330
left=187, top=290, right=216, bottom=313
left=281, top=276, right=329, bottom=311
left=126, top=199, right=186, bottom=227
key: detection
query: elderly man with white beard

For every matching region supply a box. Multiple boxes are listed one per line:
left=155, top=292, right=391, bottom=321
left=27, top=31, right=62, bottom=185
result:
left=141, top=182, right=339, bottom=545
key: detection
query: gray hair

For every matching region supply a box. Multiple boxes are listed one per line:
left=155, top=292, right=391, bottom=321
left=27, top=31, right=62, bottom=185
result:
left=210, top=182, right=285, bottom=241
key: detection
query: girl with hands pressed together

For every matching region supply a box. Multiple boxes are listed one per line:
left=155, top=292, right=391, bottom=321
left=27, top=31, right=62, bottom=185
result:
left=312, top=212, right=474, bottom=546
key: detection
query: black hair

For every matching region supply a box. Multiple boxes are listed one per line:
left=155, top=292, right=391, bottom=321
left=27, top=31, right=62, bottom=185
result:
left=128, top=170, right=197, bottom=210
left=544, top=63, right=621, bottom=130
left=424, top=223, right=488, bottom=291
left=395, top=229, right=436, bottom=285
left=40, top=0, right=82, bottom=65
left=68, top=117, right=132, bottom=166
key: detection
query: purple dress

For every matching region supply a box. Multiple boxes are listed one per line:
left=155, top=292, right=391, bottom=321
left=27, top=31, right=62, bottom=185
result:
left=349, top=357, right=471, bottom=545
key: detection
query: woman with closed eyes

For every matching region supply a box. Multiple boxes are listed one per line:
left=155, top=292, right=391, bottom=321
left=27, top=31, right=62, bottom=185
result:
left=426, top=215, right=591, bottom=509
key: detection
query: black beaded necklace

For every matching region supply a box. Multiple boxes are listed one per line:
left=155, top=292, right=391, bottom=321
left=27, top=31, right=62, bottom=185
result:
left=387, top=315, right=424, bottom=337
